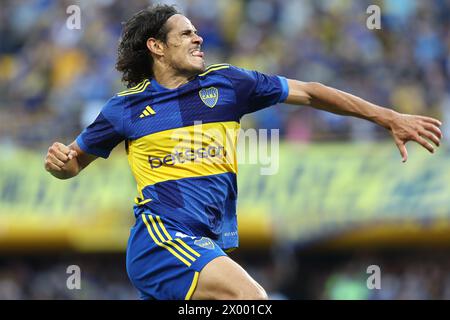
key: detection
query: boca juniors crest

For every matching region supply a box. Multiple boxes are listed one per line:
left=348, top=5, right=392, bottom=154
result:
left=194, top=237, right=215, bottom=250
left=199, top=87, right=219, bottom=108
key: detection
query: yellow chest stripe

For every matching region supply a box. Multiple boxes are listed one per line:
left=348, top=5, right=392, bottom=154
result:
left=128, top=121, right=240, bottom=193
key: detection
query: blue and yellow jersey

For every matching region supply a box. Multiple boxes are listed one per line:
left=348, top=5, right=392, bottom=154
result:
left=76, top=64, right=289, bottom=250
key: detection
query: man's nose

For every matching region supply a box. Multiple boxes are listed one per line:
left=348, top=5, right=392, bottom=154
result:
left=193, top=34, right=203, bottom=45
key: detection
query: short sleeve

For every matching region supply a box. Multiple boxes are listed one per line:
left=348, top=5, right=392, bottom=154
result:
left=76, top=96, right=126, bottom=159
left=225, top=66, right=289, bottom=116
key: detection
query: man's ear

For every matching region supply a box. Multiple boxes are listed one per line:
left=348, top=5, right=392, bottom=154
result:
left=147, top=38, right=164, bottom=56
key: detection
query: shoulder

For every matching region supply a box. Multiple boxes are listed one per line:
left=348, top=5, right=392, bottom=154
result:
left=98, top=89, right=134, bottom=122
left=102, top=79, right=151, bottom=111
left=98, top=95, right=126, bottom=118
left=114, top=79, right=151, bottom=98
left=198, top=63, right=231, bottom=77
left=198, top=63, right=252, bottom=78
left=198, top=64, right=260, bottom=88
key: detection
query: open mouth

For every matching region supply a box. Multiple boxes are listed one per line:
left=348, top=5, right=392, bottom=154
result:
left=191, top=49, right=204, bottom=58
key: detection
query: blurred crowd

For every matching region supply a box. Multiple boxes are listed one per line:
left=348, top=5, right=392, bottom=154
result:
left=1, top=249, right=450, bottom=300
left=0, top=0, right=449, bottom=149
left=0, top=252, right=285, bottom=300
left=292, top=249, right=450, bottom=300
left=0, top=254, right=138, bottom=299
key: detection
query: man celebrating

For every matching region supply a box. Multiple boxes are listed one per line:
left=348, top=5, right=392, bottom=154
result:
left=44, top=5, right=442, bottom=300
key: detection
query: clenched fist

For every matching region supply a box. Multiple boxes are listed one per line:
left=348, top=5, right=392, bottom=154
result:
left=44, top=142, right=78, bottom=173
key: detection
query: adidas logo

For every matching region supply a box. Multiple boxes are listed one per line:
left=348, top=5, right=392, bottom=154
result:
left=139, top=105, right=156, bottom=118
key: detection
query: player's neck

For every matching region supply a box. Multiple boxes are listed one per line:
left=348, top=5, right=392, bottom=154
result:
left=153, top=65, right=194, bottom=89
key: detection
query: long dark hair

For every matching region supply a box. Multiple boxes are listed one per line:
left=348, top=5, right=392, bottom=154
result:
left=116, top=5, right=179, bottom=88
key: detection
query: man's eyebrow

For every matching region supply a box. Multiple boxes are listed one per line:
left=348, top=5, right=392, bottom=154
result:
left=180, top=29, right=198, bottom=34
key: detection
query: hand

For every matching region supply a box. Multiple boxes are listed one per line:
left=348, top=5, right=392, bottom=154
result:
left=44, top=142, right=78, bottom=172
left=389, top=113, right=443, bottom=162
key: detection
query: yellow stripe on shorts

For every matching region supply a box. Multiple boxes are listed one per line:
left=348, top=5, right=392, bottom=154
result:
left=174, top=238, right=201, bottom=257
left=155, top=215, right=201, bottom=258
left=141, top=215, right=191, bottom=267
left=185, top=271, right=200, bottom=300
left=148, top=215, right=199, bottom=263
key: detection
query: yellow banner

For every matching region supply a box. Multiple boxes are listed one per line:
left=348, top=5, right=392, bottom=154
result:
left=0, top=148, right=135, bottom=251
left=1, top=143, right=449, bottom=249
left=238, top=143, right=450, bottom=243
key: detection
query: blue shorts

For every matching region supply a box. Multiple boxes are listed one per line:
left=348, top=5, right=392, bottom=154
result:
left=126, top=212, right=227, bottom=300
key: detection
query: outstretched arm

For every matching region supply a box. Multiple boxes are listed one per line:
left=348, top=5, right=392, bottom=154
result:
left=44, top=141, right=97, bottom=179
left=285, top=79, right=443, bottom=162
